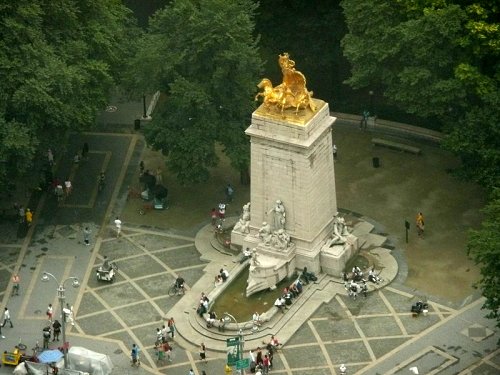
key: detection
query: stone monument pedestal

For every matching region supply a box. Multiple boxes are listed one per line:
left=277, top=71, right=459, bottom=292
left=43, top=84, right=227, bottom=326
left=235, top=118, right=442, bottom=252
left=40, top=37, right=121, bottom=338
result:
left=246, top=244, right=296, bottom=296
left=320, top=235, right=359, bottom=277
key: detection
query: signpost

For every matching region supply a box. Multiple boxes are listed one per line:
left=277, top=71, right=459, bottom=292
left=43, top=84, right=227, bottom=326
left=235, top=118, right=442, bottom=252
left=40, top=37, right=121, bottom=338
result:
left=236, top=358, right=250, bottom=370
left=226, top=337, right=240, bottom=366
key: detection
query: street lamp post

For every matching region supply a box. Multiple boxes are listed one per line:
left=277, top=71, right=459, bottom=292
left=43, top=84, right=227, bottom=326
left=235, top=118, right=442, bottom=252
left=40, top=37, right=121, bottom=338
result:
left=41, top=272, right=80, bottom=369
left=369, top=90, right=374, bottom=115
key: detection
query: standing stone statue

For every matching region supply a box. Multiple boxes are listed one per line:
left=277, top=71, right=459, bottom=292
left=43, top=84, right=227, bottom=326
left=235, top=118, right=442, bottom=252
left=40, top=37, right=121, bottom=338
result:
left=268, top=200, right=286, bottom=231
left=251, top=248, right=260, bottom=266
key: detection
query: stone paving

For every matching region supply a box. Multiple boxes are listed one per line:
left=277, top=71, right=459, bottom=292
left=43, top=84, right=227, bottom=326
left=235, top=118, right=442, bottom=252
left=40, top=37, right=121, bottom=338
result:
left=0, top=104, right=498, bottom=374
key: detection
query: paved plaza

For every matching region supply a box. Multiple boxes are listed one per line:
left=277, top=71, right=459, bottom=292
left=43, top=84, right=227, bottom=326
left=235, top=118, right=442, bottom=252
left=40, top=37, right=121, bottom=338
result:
left=0, top=103, right=498, bottom=374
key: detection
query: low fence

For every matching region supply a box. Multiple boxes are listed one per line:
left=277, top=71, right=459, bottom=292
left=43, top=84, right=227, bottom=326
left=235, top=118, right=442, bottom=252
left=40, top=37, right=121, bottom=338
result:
left=332, top=112, right=443, bottom=143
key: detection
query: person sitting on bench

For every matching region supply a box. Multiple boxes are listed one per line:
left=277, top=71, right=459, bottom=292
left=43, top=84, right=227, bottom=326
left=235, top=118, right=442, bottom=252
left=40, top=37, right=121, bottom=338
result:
left=301, top=267, right=317, bottom=284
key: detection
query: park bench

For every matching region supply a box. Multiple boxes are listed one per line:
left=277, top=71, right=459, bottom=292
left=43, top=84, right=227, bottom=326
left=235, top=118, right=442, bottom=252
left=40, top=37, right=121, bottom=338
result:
left=372, top=138, right=421, bottom=155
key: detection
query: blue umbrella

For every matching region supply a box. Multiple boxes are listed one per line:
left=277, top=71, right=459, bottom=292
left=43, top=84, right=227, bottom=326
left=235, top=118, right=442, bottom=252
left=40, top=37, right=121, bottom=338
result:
left=38, top=349, right=64, bottom=363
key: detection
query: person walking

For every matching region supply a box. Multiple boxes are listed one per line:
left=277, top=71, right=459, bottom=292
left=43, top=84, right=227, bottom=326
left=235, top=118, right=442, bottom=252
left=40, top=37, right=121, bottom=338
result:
left=333, top=144, right=338, bottom=160
left=25, top=208, right=33, bottom=227
left=168, top=317, right=176, bottom=338
left=225, top=183, right=234, bottom=202
left=46, top=303, right=53, bottom=323
left=82, top=143, right=89, bottom=160
left=2, top=307, right=13, bottom=328
left=11, top=274, right=20, bottom=296
left=83, top=227, right=91, bottom=246
left=48, top=149, right=54, bottom=166
left=64, top=178, right=72, bottom=197
left=131, top=343, right=140, bottom=366
left=63, top=303, right=74, bottom=326
left=18, top=205, right=25, bottom=224
left=199, top=342, right=207, bottom=363
left=42, top=326, right=51, bottom=348
left=416, top=212, right=425, bottom=237
left=114, top=217, right=122, bottom=238
left=52, top=320, right=61, bottom=341
left=156, top=167, right=163, bottom=184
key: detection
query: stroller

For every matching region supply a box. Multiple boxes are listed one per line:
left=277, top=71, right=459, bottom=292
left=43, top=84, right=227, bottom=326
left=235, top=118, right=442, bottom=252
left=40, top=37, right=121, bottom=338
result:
left=96, top=258, right=118, bottom=282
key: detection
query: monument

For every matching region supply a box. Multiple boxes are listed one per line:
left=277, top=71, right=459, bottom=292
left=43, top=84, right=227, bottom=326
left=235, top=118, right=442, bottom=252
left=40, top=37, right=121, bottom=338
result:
left=231, top=53, right=359, bottom=296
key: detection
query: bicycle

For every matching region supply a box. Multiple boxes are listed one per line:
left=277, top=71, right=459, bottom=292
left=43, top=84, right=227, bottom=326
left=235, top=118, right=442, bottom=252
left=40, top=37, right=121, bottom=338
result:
left=168, top=283, right=185, bottom=297
left=139, top=202, right=153, bottom=215
left=127, top=186, right=141, bottom=200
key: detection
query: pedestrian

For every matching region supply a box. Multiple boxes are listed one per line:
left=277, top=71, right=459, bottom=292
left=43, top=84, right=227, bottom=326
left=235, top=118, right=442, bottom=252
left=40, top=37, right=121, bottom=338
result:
left=167, top=317, right=175, bottom=338
left=11, top=274, right=20, bottom=296
left=210, top=208, right=217, bottom=226
left=18, top=205, right=25, bottom=224
left=48, top=149, right=54, bottom=166
left=42, top=326, right=51, bottom=348
left=82, top=142, right=89, bottom=160
left=0, top=324, right=4, bottom=339
left=188, top=369, right=194, bottom=375
left=416, top=212, right=425, bottom=236
left=225, top=183, right=234, bottom=202
left=333, top=144, right=338, bottom=160
left=131, top=343, right=140, bottom=366
left=83, top=226, right=91, bottom=246
left=63, top=303, right=74, bottom=326
left=25, top=208, right=33, bottom=227
left=47, top=303, right=53, bottom=322
left=360, top=110, right=369, bottom=130
left=52, top=320, right=61, bottom=341
left=163, top=341, right=172, bottom=362
left=2, top=307, right=13, bottom=328
left=155, top=328, right=163, bottom=345
left=156, top=167, right=163, bottom=184
left=64, top=178, right=72, bottom=197
left=139, top=161, right=145, bottom=176
left=199, top=342, right=207, bottom=363
left=263, top=354, right=270, bottom=374
left=114, top=217, right=122, bottom=238
left=202, top=371, right=207, bottom=375
left=161, top=324, right=168, bottom=343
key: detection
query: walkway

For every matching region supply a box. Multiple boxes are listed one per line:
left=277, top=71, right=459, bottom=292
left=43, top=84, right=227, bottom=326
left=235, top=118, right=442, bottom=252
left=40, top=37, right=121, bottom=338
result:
left=0, top=101, right=497, bottom=374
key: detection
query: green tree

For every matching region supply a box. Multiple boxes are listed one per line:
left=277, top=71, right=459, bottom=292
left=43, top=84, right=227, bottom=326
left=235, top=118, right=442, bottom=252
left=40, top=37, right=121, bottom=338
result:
left=342, top=0, right=500, bottom=331
left=0, top=0, right=138, bottom=194
left=467, top=189, right=500, bottom=338
left=341, top=0, right=500, bottom=192
left=129, top=0, right=262, bottom=184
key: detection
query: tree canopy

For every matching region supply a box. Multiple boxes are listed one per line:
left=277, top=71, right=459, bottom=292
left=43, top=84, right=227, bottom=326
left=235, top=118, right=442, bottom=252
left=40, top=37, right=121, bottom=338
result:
left=129, top=0, right=262, bottom=184
left=0, top=0, right=138, bottom=194
left=341, top=0, right=500, bottom=334
left=467, top=188, right=500, bottom=337
left=341, top=0, right=499, bottom=191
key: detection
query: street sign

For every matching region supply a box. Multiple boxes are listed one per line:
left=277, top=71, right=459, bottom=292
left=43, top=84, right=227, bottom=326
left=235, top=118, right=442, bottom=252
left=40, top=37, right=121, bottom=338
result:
left=236, top=358, right=250, bottom=370
left=226, top=337, right=240, bottom=366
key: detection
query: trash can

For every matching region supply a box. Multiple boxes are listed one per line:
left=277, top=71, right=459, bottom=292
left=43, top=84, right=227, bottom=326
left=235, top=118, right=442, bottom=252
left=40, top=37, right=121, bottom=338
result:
left=134, top=119, right=141, bottom=130
left=372, top=157, right=380, bottom=168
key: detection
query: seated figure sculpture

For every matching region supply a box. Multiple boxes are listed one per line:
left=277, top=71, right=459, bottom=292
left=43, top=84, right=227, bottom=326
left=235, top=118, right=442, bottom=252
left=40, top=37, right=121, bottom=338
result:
left=270, top=229, right=291, bottom=250
left=327, top=214, right=349, bottom=246
left=258, top=222, right=272, bottom=245
left=233, top=202, right=251, bottom=233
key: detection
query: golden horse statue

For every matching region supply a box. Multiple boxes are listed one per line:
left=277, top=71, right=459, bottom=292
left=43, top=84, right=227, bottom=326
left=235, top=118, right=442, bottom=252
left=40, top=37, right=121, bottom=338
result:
left=255, top=52, right=316, bottom=116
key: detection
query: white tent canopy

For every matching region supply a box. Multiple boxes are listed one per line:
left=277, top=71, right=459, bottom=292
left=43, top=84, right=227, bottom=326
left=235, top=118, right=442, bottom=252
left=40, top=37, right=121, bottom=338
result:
left=14, top=346, right=113, bottom=375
